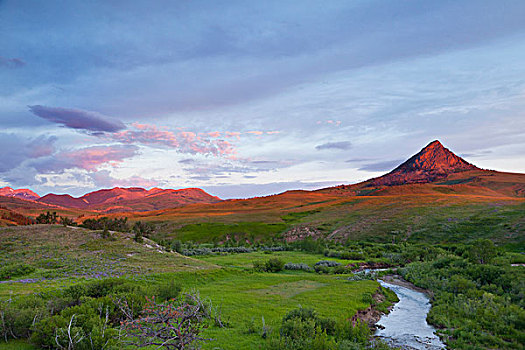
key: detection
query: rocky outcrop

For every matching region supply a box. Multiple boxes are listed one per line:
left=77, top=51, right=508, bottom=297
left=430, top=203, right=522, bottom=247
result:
left=282, top=225, right=322, bottom=242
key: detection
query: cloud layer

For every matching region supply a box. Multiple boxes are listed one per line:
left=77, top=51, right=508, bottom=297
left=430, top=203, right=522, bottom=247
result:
left=112, top=123, right=235, bottom=156
left=28, top=105, right=126, bottom=133
left=1, top=2, right=524, bottom=197
left=316, top=141, right=352, bottom=151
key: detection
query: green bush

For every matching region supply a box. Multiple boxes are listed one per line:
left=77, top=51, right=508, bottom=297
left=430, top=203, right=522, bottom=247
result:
left=155, top=280, right=182, bottom=301
left=0, top=264, right=35, bottom=280
left=265, top=258, right=285, bottom=272
left=253, top=258, right=285, bottom=272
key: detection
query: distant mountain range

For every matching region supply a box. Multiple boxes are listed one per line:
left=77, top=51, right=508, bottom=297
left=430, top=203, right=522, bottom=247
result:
left=0, top=186, right=221, bottom=213
left=1, top=140, right=524, bottom=217
left=0, top=187, right=40, bottom=201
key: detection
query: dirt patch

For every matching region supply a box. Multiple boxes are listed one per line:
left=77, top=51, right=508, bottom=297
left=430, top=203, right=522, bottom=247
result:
left=350, top=289, right=391, bottom=329
left=380, top=274, right=430, bottom=295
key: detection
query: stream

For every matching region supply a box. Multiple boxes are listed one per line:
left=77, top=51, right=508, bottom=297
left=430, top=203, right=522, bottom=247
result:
left=375, top=279, right=446, bottom=350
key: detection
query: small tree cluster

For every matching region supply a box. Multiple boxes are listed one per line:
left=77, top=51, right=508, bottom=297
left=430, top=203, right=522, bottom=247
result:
left=36, top=211, right=58, bottom=224
left=81, top=217, right=129, bottom=232
left=133, top=221, right=155, bottom=243
left=253, top=258, right=285, bottom=273
left=59, top=216, right=75, bottom=227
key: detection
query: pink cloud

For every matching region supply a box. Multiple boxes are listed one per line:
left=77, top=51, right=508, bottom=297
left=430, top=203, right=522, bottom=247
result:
left=266, top=131, right=280, bottom=135
left=317, top=120, right=342, bottom=126
left=225, top=132, right=241, bottom=140
left=60, top=145, right=138, bottom=170
left=32, top=145, right=138, bottom=173
left=112, top=123, right=235, bottom=156
left=246, top=131, right=264, bottom=135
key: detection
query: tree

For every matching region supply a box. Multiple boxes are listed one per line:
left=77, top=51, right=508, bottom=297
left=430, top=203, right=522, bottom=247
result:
left=468, top=239, right=497, bottom=264
left=59, top=216, right=75, bottom=227
left=133, top=221, right=154, bottom=243
left=36, top=211, right=58, bottom=224
left=118, top=293, right=210, bottom=350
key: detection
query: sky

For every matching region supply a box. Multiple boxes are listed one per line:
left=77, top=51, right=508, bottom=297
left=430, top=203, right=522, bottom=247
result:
left=1, top=0, right=525, bottom=199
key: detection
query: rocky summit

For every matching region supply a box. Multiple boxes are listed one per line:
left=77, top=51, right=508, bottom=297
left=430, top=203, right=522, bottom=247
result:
left=369, top=140, right=478, bottom=186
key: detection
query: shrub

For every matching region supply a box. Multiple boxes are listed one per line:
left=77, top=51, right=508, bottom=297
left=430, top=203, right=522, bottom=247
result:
left=155, top=280, right=182, bottom=301
left=0, top=263, right=35, bottom=280
left=253, top=260, right=266, bottom=272
left=314, top=265, right=330, bottom=274
left=253, top=258, right=285, bottom=272
left=282, top=307, right=336, bottom=335
left=284, top=263, right=313, bottom=272
left=333, top=265, right=350, bottom=274
left=270, top=307, right=338, bottom=349
left=265, top=258, right=285, bottom=273
left=315, top=260, right=341, bottom=267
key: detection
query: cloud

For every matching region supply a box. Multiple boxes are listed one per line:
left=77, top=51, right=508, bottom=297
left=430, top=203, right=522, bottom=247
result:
left=358, top=159, right=403, bottom=172
left=28, top=105, right=126, bottom=133
left=0, top=133, right=57, bottom=173
left=315, top=141, right=352, bottom=151
left=317, top=120, right=342, bottom=126
left=203, top=180, right=341, bottom=199
left=111, top=123, right=235, bottom=156
left=178, top=158, right=196, bottom=164
left=89, top=170, right=159, bottom=189
left=32, top=145, right=139, bottom=173
left=459, top=150, right=492, bottom=158
left=0, top=56, right=25, bottom=68
left=345, top=158, right=374, bottom=163
left=179, top=157, right=295, bottom=180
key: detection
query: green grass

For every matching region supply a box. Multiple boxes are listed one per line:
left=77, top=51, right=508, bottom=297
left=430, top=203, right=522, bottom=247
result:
left=0, top=340, right=37, bottom=349
left=195, top=250, right=359, bottom=268
left=0, top=226, right=384, bottom=349
left=0, top=225, right=215, bottom=297
left=173, top=269, right=379, bottom=349
left=169, top=222, right=288, bottom=242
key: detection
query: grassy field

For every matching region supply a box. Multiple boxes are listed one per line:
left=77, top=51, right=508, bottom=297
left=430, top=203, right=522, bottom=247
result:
left=195, top=250, right=358, bottom=268
left=149, top=196, right=525, bottom=247
left=0, top=269, right=380, bottom=349
left=0, top=225, right=385, bottom=349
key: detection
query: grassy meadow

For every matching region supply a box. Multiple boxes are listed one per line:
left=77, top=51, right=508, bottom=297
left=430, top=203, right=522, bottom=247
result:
left=149, top=196, right=525, bottom=247
left=0, top=225, right=388, bottom=349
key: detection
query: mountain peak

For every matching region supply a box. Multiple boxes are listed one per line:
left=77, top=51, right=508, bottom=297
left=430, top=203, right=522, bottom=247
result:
left=370, top=140, right=478, bottom=186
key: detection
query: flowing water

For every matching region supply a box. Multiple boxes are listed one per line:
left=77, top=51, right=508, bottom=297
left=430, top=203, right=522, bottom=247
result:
left=375, top=280, right=446, bottom=350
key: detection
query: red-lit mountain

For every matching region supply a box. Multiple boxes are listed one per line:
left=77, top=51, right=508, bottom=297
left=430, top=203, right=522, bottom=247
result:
left=36, top=187, right=221, bottom=212
left=369, top=140, right=479, bottom=186
left=0, top=187, right=40, bottom=201
left=318, top=140, right=524, bottom=198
